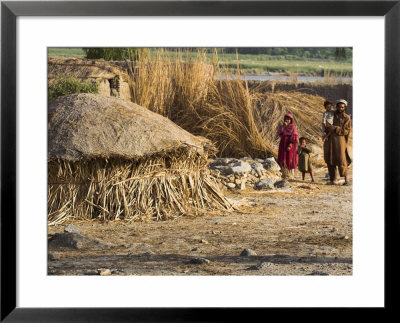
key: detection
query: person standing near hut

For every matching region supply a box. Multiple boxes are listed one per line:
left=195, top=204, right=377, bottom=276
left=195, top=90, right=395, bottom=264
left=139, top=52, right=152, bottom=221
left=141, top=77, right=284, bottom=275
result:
left=324, top=99, right=352, bottom=185
left=277, top=113, right=299, bottom=178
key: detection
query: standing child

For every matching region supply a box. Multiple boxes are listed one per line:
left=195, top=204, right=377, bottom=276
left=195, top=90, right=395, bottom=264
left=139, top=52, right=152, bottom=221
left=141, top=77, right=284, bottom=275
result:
left=297, top=137, right=315, bottom=182
left=277, top=113, right=299, bottom=179
left=321, top=100, right=335, bottom=141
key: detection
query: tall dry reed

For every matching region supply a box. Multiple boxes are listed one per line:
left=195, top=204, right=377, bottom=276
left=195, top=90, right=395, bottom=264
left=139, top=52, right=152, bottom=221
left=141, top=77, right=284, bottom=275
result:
left=252, top=91, right=325, bottom=145
left=127, top=49, right=274, bottom=158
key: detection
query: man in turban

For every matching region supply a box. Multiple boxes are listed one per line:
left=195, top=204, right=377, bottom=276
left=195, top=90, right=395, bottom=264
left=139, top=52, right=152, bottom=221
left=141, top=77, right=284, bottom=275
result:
left=324, top=99, right=352, bottom=185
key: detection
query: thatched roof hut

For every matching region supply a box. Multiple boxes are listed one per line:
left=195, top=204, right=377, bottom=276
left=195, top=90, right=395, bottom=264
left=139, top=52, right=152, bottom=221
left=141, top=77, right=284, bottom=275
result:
left=48, top=93, right=231, bottom=225
left=48, top=57, right=132, bottom=101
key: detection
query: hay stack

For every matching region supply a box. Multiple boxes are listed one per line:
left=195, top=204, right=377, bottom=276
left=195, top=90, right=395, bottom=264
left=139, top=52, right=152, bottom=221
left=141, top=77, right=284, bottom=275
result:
left=48, top=93, right=231, bottom=225
left=252, top=91, right=326, bottom=147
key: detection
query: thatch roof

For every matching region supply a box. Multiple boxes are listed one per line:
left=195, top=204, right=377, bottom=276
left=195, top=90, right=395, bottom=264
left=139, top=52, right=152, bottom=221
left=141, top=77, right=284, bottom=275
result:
left=48, top=57, right=130, bottom=81
left=48, top=93, right=214, bottom=161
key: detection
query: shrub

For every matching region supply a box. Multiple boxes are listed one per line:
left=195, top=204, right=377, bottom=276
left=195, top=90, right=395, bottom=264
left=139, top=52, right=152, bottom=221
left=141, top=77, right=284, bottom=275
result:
left=48, top=75, right=99, bottom=100
left=83, top=48, right=149, bottom=61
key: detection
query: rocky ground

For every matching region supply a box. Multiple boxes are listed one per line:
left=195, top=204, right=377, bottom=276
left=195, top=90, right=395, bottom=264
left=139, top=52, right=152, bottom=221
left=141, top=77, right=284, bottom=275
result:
left=48, top=157, right=352, bottom=276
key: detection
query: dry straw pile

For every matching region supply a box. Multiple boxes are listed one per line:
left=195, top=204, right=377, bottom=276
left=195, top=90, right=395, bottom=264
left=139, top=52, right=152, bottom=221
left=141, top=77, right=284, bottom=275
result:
left=48, top=93, right=231, bottom=225
left=252, top=91, right=326, bottom=146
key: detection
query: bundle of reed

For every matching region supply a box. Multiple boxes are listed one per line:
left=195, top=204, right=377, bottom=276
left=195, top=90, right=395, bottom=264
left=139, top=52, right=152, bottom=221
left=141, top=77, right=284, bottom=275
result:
left=252, top=91, right=326, bottom=146
left=48, top=93, right=231, bottom=225
left=179, top=78, right=275, bottom=158
left=126, top=49, right=213, bottom=119
left=127, top=49, right=274, bottom=158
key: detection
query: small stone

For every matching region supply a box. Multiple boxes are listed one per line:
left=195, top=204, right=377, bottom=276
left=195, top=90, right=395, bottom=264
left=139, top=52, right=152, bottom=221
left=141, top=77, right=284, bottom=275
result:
left=64, top=224, right=81, bottom=234
left=331, top=227, right=336, bottom=232
left=254, top=178, right=275, bottom=190
left=236, top=182, right=245, bottom=190
left=234, top=178, right=242, bottom=185
left=308, top=271, right=329, bottom=276
left=246, top=262, right=272, bottom=270
left=263, top=157, right=281, bottom=172
left=200, top=239, right=209, bottom=244
left=225, top=161, right=252, bottom=175
left=84, top=270, right=99, bottom=276
left=274, top=179, right=290, bottom=188
left=226, top=183, right=236, bottom=189
left=48, top=232, right=88, bottom=250
left=240, top=248, right=257, bottom=256
left=98, top=269, right=111, bottom=276
left=344, top=235, right=349, bottom=240
left=191, top=247, right=198, bottom=251
left=190, top=257, right=210, bottom=265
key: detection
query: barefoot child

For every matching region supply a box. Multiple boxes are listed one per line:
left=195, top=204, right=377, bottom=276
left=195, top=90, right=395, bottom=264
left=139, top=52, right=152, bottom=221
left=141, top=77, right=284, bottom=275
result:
left=297, top=137, right=315, bottom=182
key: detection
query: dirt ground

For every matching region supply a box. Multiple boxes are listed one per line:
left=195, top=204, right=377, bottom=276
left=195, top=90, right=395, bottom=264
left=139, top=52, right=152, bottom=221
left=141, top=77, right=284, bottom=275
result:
left=48, top=166, right=352, bottom=276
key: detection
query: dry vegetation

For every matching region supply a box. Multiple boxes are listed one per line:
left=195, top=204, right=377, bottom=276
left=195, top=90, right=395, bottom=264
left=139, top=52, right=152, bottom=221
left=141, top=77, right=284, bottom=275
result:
left=252, top=91, right=325, bottom=146
left=48, top=94, right=231, bottom=225
left=47, top=50, right=337, bottom=224
left=48, top=154, right=230, bottom=226
left=126, top=49, right=326, bottom=158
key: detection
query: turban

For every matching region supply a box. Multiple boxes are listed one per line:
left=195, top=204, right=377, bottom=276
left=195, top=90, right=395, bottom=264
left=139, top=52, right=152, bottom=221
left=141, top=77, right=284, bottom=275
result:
left=336, top=99, right=348, bottom=107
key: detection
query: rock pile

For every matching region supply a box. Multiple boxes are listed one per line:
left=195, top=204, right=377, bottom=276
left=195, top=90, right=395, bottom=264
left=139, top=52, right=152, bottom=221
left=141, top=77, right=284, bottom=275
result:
left=209, top=157, right=283, bottom=191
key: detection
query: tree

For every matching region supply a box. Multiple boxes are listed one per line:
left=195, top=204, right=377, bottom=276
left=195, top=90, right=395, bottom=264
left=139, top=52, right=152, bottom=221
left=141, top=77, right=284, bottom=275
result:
left=335, top=48, right=347, bottom=60
left=83, top=48, right=149, bottom=61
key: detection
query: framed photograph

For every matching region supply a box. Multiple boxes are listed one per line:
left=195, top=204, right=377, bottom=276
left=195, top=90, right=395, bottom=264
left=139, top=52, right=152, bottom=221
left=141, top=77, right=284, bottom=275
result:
left=1, top=0, right=398, bottom=320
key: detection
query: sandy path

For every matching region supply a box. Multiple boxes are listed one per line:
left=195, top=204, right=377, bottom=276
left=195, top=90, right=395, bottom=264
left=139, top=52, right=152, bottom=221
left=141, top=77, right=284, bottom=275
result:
left=48, top=167, right=352, bottom=276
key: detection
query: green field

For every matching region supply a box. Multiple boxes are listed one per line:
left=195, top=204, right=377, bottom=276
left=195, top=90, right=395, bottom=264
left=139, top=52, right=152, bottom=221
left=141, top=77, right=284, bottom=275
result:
left=48, top=48, right=352, bottom=76
left=48, top=47, right=86, bottom=58
left=212, top=54, right=352, bottom=76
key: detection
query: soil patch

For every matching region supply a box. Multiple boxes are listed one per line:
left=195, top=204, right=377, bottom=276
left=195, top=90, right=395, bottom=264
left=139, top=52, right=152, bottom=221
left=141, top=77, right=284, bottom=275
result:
left=48, top=167, right=352, bottom=276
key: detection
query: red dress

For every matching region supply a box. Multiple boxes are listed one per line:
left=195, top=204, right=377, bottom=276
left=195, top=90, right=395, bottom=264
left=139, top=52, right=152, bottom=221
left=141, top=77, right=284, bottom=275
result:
left=277, top=124, right=299, bottom=170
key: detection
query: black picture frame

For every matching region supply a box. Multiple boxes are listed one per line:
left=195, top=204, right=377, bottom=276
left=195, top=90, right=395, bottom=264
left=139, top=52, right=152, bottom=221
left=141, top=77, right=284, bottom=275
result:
left=1, top=0, right=398, bottom=321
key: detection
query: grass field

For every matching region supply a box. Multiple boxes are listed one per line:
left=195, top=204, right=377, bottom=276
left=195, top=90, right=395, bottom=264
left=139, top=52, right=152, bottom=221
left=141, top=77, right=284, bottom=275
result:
left=48, top=48, right=86, bottom=58
left=48, top=48, right=352, bottom=76
left=215, top=55, right=352, bottom=76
